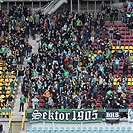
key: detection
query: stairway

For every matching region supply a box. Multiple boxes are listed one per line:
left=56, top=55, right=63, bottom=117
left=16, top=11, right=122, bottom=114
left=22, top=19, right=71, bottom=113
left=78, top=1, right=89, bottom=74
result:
left=42, top=0, right=68, bottom=15
left=10, top=35, right=39, bottom=133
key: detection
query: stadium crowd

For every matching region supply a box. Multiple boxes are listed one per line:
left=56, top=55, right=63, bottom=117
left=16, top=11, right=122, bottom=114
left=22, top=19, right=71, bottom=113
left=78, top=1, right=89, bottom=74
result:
left=0, top=1, right=133, bottom=112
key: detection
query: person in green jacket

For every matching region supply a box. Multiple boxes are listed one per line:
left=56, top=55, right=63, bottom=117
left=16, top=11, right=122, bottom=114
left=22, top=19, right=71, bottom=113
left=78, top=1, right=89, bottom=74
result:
left=10, top=80, right=14, bottom=94
left=19, top=94, right=25, bottom=112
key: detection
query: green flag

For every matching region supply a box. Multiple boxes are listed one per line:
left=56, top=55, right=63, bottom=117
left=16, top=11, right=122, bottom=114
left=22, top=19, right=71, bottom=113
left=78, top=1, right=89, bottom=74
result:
left=62, top=68, right=69, bottom=77
left=1, top=47, right=6, bottom=54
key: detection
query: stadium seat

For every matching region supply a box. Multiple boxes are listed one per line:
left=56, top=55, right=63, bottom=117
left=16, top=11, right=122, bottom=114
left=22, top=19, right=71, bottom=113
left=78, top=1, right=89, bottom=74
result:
left=38, top=127, right=43, bottom=132
left=27, top=128, right=32, bottom=133
left=66, top=127, right=70, bottom=131
left=77, top=127, right=81, bottom=131
left=110, top=127, right=114, bottom=131
left=127, top=127, right=131, bottom=131
left=99, top=127, right=103, bottom=131
left=93, top=127, right=98, bottom=131
left=121, top=127, right=126, bottom=131
left=82, top=127, right=86, bottom=131
left=116, top=127, right=120, bottom=131
left=88, top=127, right=92, bottom=131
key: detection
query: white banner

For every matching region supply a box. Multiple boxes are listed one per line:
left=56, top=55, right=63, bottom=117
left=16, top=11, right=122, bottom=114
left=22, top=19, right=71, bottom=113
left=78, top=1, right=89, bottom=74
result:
left=128, top=109, right=133, bottom=122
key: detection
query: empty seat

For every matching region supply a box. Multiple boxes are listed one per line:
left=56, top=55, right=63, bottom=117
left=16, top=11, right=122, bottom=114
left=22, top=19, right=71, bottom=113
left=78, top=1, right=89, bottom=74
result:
left=82, top=127, right=86, bottom=131
left=110, top=127, right=114, bottom=131
left=121, top=127, right=126, bottom=131
left=127, top=127, right=131, bottom=131
left=88, top=127, right=92, bottom=131
left=93, top=127, right=98, bottom=131
left=99, top=127, right=103, bottom=131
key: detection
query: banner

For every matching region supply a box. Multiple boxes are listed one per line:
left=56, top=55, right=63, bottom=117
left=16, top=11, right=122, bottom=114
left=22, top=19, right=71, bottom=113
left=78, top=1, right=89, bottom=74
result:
left=26, top=109, right=104, bottom=123
left=105, top=109, right=119, bottom=123
left=128, top=109, right=133, bottom=122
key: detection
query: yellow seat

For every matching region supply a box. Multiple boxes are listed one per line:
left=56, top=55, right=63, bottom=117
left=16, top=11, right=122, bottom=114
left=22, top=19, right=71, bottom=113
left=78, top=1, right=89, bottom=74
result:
left=111, top=50, right=115, bottom=53
left=121, top=46, right=124, bottom=49
left=0, top=83, right=2, bottom=87
left=128, top=82, right=132, bottom=86
left=112, top=46, right=115, bottom=50
left=128, top=78, right=131, bottom=82
left=0, top=78, right=4, bottom=83
left=125, top=46, right=129, bottom=50
left=0, top=67, right=2, bottom=71
left=114, top=78, right=117, bottom=82
left=1, top=95, right=5, bottom=98
left=5, top=79, right=9, bottom=82
left=13, top=91, right=15, bottom=94
left=125, top=50, right=128, bottom=52
left=113, top=82, right=119, bottom=85
left=11, top=75, right=15, bottom=79
left=11, top=71, right=15, bottom=74
left=0, top=71, right=2, bottom=75
left=6, top=91, right=10, bottom=95
left=116, top=46, right=120, bottom=49
left=130, top=46, right=133, bottom=50
left=6, top=83, right=10, bottom=87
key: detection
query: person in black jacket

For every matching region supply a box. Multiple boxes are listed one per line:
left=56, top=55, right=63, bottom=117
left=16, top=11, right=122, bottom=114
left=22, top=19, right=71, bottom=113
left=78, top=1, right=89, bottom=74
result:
left=116, top=31, right=121, bottom=46
left=129, top=22, right=133, bottom=35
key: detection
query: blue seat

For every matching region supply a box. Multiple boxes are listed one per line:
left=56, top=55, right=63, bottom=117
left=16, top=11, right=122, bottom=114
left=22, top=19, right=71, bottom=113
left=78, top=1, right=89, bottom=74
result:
left=104, top=127, right=109, bottom=131
left=77, top=127, right=81, bottom=131
left=121, top=127, right=126, bottom=131
left=99, top=127, right=103, bottom=131
left=27, top=128, right=32, bottom=133
left=44, top=127, right=48, bottom=133
left=60, top=127, right=64, bottom=131
left=49, top=127, right=53, bottom=130
left=44, top=127, right=48, bottom=130
left=66, top=127, right=70, bottom=131
left=82, top=127, right=86, bottom=131
left=93, top=127, right=98, bottom=131
left=39, top=131, right=44, bottom=133
left=54, top=127, right=59, bottom=130
left=49, top=127, right=54, bottom=133
left=32, top=127, right=37, bottom=133
left=110, top=127, right=114, bottom=131
left=116, top=127, right=120, bottom=131
left=71, top=127, right=75, bottom=131
left=38, top=127, right=42, bottom=131
left=88, top=127, right=92, bottom=131
left=127, top=127, right=131, bottom=131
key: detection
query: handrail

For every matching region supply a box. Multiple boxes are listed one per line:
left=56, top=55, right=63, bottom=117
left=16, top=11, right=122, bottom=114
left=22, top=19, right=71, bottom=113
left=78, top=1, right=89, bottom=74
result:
left=32, top=2, right=49, bottom=13
left=21, top=110, right=26, bottom=130
left=43, top=0, right=55, bottom=13
left=46, top=0, right=63, bottom=15
left=8, top=110, right=12, bottom=132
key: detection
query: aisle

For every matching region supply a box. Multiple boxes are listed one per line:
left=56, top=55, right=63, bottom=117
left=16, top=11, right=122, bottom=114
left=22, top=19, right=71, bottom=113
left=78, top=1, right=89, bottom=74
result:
left=12, top=34, right=39, bottom=120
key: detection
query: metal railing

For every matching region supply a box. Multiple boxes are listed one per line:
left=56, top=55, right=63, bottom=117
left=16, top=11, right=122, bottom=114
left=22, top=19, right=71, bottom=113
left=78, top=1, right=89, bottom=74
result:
left=8, top=110, right=12, bottom=132
left=43, top=0, right=55, bottom=14
left=21, top=110, right=26, bottom=130
left=32, top=2, right=50, bottom=13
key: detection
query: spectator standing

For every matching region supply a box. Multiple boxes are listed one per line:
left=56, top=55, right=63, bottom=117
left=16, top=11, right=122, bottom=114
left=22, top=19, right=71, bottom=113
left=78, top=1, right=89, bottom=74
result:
left=19, top=94, right=25, bottom=112
left=48, top=97, right=54, bottom=109
left=32, top=96, right=39, bottom=109
left=116, top=31, right=121, bottom=46
left=108, top=26, right=114, bottom=40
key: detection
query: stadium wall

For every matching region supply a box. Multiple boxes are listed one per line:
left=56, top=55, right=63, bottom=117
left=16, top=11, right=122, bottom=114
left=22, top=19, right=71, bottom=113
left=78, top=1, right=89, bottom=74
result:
left=1, top=119, right=9, bottom=133
left=24, top=121, right=133, bottom=130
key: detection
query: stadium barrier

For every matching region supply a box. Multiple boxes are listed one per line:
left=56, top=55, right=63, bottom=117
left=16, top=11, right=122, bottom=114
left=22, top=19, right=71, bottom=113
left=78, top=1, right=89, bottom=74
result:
left=21, top=110, right=26, bottom=130
left=25, top=109, right=132, bottom=124
left=7, top=109, right=12, bottom=132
